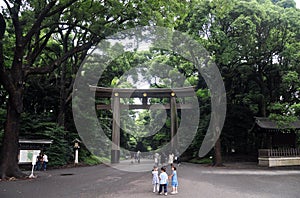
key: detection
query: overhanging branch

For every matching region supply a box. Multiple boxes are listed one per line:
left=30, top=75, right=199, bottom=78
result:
left=24, top=41, right=93, bottom=77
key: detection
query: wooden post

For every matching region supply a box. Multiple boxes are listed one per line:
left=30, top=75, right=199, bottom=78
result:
left=170, top=95, right=178, bottom=152
left=214, top=137, right=223, bottom=166
left=112, top=94, right=120, bottom=163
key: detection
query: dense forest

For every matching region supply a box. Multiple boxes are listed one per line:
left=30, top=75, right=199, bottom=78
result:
left=0, top=0, right=300, bottom=178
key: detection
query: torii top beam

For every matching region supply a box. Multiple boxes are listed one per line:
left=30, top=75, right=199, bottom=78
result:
left=89, top=86, right=196, bottom=98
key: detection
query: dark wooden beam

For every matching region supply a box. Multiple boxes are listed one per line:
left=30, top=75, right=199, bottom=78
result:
left=96, top=103, right=195, bottom=110
left=90, top=86, right=196, bottom=98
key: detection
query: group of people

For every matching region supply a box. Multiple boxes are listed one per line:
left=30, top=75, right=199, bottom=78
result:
left=152, top=164, right=179, bottom=196
left=130, top=150, right=141, bottom=164
left=34, top=152, right=48, bottom=171
left=154, top=152, right=181, bottom=167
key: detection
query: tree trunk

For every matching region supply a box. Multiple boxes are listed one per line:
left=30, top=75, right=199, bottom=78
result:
left=57, top=60, right=67, bottom=128
left=57, top=100, right=66, bottom=128
left=0, top=95, right=26, bottom=179
left=213, top=137, right=223, bottom=167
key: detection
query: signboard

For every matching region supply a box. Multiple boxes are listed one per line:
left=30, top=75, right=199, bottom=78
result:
left=19, top=150, right=41, bottom=164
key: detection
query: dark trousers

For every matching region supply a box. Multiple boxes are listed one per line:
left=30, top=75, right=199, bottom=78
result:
left=158, top=184, right=167, bottom=193
left=43, top=162, right=47, bottom=170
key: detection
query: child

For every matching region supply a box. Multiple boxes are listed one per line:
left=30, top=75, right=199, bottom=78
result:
left=152, top=166, right=159, bottom=193
left=158, top=167, right=168, bottom=196
left=169, top=166, right=178, bottom=194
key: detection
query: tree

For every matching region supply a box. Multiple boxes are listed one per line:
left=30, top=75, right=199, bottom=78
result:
left=178, top=0, right=300, bottom=164
left=0, top=0, right=191, bottom=178
left=0, top=0, right=93, bottom=178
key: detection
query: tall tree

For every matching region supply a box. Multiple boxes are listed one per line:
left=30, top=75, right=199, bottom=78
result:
left=179, top=0, right=300, bottom=164
left=0, top=0, right=190, bottom=178
left=0, top=0, right=91, bottom=178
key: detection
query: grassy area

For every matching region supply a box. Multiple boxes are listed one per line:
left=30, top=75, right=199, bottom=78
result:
left=83, top=155, right=105, bottom=165
left=189, top=157, right=212, bottom=164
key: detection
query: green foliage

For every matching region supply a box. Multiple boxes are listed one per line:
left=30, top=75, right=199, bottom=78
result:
left=268, top=102, right=298, bottom=128
left=45, top=126, right=71, bottom=167
left=19, top=113, right=72, bottom=167
left=189, top=157, right=212, bottom=164
left=196, top=89, right=210, bottom=100
left=177, top=0, right=300, bottom=159
left=276, top=0, right=296, bottom=8
left=83, top=155, right=102, bottom=166
left=222, top=105, right=254, bottom=154
left=1, top=0, right=300, bottom=168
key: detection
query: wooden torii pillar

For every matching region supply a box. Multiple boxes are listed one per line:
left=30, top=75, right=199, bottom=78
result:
left=90, top=86, right=195, bottom=163
left=112, top=93, right=120, bottom=163
left=170, top=94, right=178, bottom=151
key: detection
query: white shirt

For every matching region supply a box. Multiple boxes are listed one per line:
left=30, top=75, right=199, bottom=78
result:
left=152, top=170, right=159, bottom=184
left=43, top=154, right=48, bottom=162
left=159, top=172, right=168, bottom=184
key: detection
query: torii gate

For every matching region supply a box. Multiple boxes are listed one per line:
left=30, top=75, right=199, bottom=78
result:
left=90, top=86, right=195, bottom=163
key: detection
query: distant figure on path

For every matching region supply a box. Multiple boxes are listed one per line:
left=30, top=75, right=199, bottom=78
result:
left=43, top=153, right=48, bottom=171
left=130, top=151, right=134, bottom=164
left=168, top=152, right=174, bottom=164
left=137, top=150, right=141, bottom=163
left=154, top=153, right=159, bottom=166
left=174, top=150, right=181, bottom=166
left=160, top=152, right=166, bottom=165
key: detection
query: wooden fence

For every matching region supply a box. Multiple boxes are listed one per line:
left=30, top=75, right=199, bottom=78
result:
left=259, top=148, right=300, bottom=158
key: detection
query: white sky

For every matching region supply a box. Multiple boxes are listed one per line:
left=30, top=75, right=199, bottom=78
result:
left=296, top=0, right=300, bottom=8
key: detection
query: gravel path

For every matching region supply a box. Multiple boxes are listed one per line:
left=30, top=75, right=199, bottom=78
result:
left=1, top=161, right=300, bottom=198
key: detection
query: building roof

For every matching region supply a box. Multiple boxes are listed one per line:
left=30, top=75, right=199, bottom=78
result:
left=19, top=139, right=53, bottom=144
left=255, top=117, right=300, bottom=129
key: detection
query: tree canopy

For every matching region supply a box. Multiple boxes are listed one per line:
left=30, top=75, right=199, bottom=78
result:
left=0, top=0, right=300, bottom=178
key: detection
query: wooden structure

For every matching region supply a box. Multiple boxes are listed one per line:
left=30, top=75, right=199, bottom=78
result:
left=90, top=86, right=196, bottom=163
left=253, top=117, right=300, bottom=167
left=18, top=139, right=53, bottom=164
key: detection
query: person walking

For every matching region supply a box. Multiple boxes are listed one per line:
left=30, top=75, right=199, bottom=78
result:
left=160, top=152, right=166, bottom=165
left=174, top=150, right=181, bottom=166
left=168, top=153, right=174, bottom=165
left=154, top=153, right=159, bottom=167
left=158, top=167, right=168, bottom=196
left=137, top=150, right=141, bottom=163
left=151, top=166, right=159, bottom=193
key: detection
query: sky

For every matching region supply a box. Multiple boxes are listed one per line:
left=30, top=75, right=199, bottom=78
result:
left=295, top=0, right=300, bottom=8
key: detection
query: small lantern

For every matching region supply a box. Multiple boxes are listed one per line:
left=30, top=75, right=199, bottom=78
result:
left=171, top=92, right=176, bottom=97
left=74, top=142, right=79, bottom=149
left=73, top=138, right=81, bottom=149
left=73, top=138, right=81, bottom=165
left=143, top=92, right=147, bottom=97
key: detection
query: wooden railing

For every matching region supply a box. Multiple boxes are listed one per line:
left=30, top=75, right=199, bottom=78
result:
left=259, top=148, right=300, bottom=158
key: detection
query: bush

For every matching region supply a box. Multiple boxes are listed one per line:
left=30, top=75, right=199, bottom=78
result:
left=83, top=155, right=102, bottom=165
left=45, top=125, right=72, bottom=167
left=189, top=157, right=212, bottom=164
left=20, top=114, right=72, bottom=167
